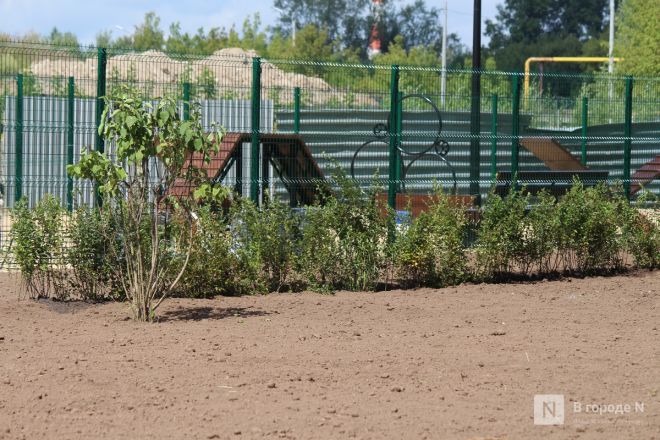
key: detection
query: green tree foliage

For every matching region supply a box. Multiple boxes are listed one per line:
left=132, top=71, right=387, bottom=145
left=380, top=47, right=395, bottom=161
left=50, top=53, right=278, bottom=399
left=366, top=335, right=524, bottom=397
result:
left=132, top=11, right=166, bottom=51
left=485, top=0, right=611, bottom=72
left=272, top=0, right=462, bottom=62
left=68, top=89, right=225, bottom=321
left=616, top=0, right=660, bottom=76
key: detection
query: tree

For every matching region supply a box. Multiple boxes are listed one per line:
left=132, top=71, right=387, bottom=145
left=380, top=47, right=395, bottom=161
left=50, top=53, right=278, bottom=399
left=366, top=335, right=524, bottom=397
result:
left=133, top=12, right=165, bottom=51
left=68, top=90, right=225, bottom=321
left=272, top=0, right=457, bottom=62
left=46, top=28, right=79, bottom=47
left=616, top=0, right=660, bottom=76
left=485, top=0, right=611, bottom=71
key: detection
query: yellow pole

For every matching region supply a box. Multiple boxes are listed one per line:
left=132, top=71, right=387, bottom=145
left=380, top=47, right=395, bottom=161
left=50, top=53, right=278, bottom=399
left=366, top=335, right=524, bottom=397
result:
left=523, top=56, right=624, bottom=100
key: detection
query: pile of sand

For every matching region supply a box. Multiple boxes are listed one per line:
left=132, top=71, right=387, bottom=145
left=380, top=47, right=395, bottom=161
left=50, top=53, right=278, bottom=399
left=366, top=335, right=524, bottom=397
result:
left=27, top=48, right=370, bottom=105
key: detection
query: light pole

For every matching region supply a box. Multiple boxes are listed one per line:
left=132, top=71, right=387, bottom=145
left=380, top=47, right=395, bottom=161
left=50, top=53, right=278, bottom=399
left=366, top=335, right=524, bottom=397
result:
left=469, top=0, right=482, bottom=198
left=441, top=0, right=448, bottom=107
left=608, top=0, right=615, bottom=101
left=272, top=6, right=297, bottom=47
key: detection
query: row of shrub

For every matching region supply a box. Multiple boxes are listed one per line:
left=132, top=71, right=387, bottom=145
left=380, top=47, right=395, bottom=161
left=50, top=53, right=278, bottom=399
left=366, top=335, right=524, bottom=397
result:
left=8, top=175, right=660, bottom=301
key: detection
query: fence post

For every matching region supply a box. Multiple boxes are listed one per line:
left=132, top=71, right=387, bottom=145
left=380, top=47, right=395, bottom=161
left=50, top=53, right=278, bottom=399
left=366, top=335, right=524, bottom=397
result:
left=95, top=47, right=107, bottom=207
left=396, top=91, right=403, bottom=191
left=250, top=57, right=262, bottom=204
left=490, top=94, right=498, bottom=181
left=14, top=73, right=23, bottom=204
left=511, top=74, right=521, bottom=183
left=293, top=87, right=301, bottom=134
left=623, top=76, right=633, bottom=200
left=388, top=65, right=400, bottom=211
left=182, top=82, right=191, bottom=121
left=581, top=96, right=588, bottom=166
left=66, top=77, right=75, bottom=211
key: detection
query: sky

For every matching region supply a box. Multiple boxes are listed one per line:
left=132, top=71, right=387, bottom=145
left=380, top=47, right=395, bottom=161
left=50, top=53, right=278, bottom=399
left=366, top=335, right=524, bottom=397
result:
left=0, top=0, right=501, bottom=48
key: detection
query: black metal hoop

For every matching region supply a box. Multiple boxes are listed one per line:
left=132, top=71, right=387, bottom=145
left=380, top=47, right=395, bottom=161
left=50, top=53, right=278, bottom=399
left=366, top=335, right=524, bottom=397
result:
left=350, top=93, right=456, bottom=192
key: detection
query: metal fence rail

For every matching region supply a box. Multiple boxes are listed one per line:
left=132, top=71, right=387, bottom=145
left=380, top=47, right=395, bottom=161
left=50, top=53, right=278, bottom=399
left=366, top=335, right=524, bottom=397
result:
left=0, top=39, right=659, bottom=219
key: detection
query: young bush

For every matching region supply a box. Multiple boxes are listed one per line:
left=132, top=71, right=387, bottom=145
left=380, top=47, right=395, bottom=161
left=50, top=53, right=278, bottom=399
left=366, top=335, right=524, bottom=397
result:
left=474, top=189, right=530, bottom=278
left=621, top=191, right=660, bottom=269
left=555, top=182, right=624, bottom=273
left=174, top=205, right=264, bottom=298
left=299, top=170, right=392, bottom=292
left=68, top=89, right=222, bottom=321
left=518, top=190, right=561, bottom=275
left=10, top=196, right=67, bottom=299
left=231, top=197, right=302, bottom=292
left=66, top=207, right=117, bottom=301
left=394, top=191, right=468, bottom=287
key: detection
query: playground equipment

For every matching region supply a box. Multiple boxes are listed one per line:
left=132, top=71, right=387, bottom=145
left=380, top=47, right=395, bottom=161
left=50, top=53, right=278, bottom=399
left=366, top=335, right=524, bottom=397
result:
left=169, top=132, right=325, bottom=206
left=496, top=136, right=609, bottom=195
left=631, top=155, right=660, bottom=195
left=349, top=93, right=467, bottom=215
left=519, top=137, right=587, bottom=171
left=350, top=93, right=454, bottom=191
left=524, top=57, right=623, bottom=99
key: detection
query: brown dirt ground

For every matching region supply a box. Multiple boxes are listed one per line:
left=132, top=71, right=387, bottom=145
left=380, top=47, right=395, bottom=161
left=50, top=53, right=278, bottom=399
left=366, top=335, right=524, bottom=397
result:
left=0, top=272, right=658, bottom=440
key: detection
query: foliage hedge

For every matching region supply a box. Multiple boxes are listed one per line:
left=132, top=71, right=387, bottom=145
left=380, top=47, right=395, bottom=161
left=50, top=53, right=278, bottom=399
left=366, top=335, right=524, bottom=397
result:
left=8, top=180, right=660, bottom=301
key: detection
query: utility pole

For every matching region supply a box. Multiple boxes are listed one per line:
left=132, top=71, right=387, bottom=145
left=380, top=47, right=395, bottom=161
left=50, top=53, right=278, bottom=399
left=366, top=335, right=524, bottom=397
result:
left=469, top=0, right=482, bottom=198
left=441, top=0, right=448, bottom=107
left=608, top=0, right=615, bottom=100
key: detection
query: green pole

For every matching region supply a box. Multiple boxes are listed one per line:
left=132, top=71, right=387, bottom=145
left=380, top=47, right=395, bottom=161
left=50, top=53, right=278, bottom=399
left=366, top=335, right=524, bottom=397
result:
left=623, top=76, right=633, bottom=200
left=293, top=87, right=301, bottom=134
left=183, top=82, right=191, bottom=121
left=388, top=65, right=400, bottom=211
left=66, top=77, right=75, bottom=212
left=250, top=57, right=262, bottom=203
left=14, top=73, right=23, bottom=204
left=396, top=91, right=403, bottom=192
left=580, top=96, right=588, bottom=166
left=490, top=94, right=498, bottom=181
left=95, top=47, right=107, bottom=207
left=511, top=74, right=521, bottom=183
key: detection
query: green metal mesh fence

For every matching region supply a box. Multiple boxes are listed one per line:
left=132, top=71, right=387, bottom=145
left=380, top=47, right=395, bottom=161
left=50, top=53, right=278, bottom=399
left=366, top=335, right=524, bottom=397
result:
left=1, top=39, right=659, bottom=262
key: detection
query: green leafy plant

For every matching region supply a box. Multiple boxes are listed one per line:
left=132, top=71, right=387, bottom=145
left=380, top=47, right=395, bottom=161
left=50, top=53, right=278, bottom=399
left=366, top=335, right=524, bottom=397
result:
left=66, top=206, right=118, bottom=301
left=475, top=188, right=530, bottom=278
left=620, top=191, right=660, bottom=269
left=231, top=197, right=302, bottom=292
left=555, top=181, right=624, bottom=273
left=10, top=196, right=66, bottom=299
left=68, top=87, right=223, bottom=321
left=394, top=190, right=468, bottom=287
left=174, top=205, right=263, bottom=298
left=299, top=169, right=392, bottom=292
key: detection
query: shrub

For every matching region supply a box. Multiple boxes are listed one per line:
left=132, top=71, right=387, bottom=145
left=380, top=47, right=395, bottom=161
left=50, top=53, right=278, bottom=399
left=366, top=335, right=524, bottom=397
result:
left=10, top=196, right=66, bottom=299
left=394, top=190, right=468, bottom=287
left=518, top=190, right=561, bottom=275
left=231, top=197, right=302, bottom=292
left=299, top=170, right=392, bottom=291
left=621, top=191, right=660, bottom=269
left=174, top=206, right=262, bottom=298
left=66, top=207, right=117, bottom=300
left=555, top=182, right=624, bottom=273
left=475, top=189, right=530, bottom=278
left=68, top=89, right=222, bottom=321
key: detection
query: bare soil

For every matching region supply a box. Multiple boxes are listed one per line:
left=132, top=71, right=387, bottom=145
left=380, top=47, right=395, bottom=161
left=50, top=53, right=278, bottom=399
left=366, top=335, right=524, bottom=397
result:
left=0, top=272, right=659, bottom=440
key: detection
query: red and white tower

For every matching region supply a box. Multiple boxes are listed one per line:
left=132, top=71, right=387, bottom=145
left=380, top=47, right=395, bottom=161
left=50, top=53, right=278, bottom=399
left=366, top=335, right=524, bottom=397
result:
left=368, top=0, right=384, bottom=59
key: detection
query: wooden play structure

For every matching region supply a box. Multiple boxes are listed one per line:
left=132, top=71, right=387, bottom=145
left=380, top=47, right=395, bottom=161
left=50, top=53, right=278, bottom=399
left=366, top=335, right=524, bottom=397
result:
left=169, top=132, right=326, bottom=206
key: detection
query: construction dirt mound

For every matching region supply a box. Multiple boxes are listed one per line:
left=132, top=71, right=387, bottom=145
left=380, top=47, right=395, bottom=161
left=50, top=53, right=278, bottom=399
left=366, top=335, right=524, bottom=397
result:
left=28, top=48, right=374, bottom=105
